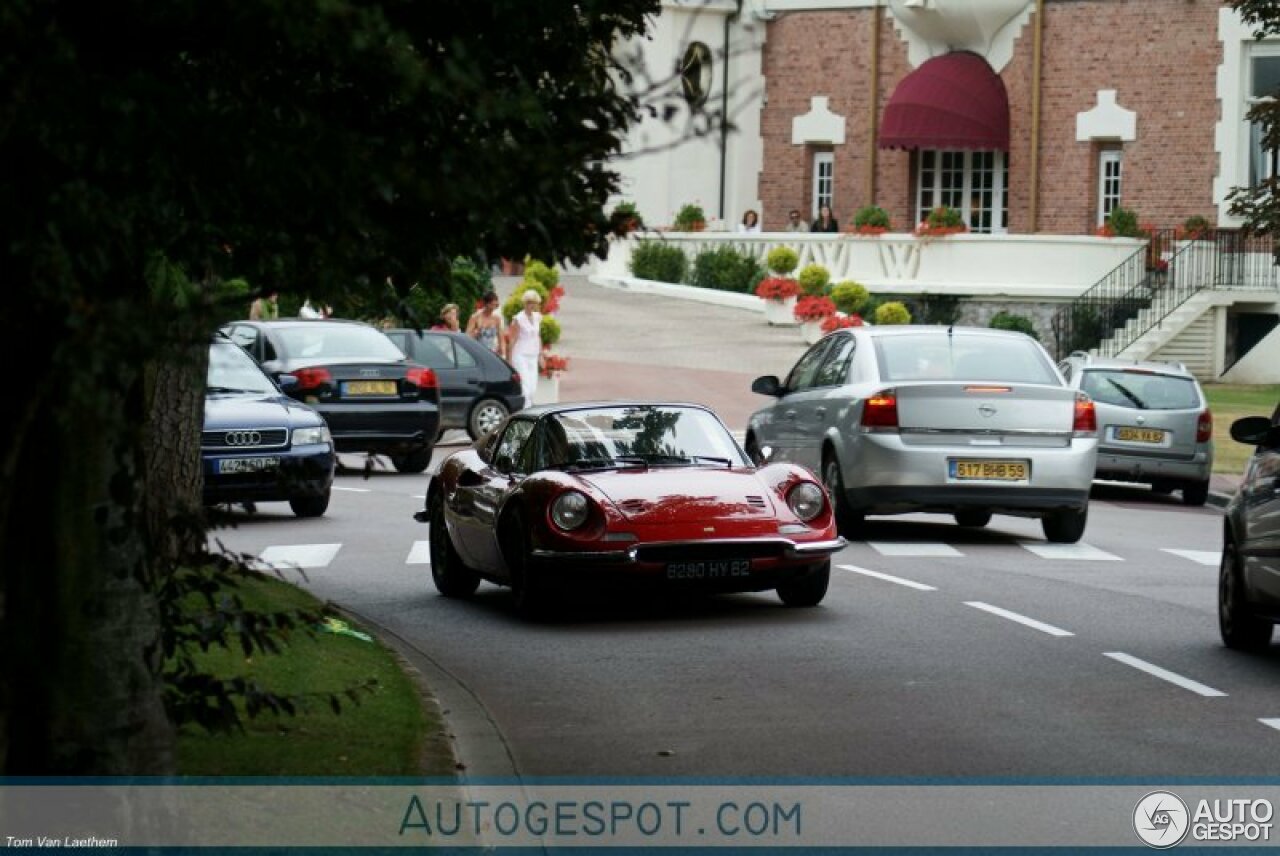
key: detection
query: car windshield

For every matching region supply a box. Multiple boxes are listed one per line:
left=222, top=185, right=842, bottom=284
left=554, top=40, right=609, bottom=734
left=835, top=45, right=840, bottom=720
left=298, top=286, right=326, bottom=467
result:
left=874, top=333, right=1059, bottom=384
left=276, top=324, right=406, bottom=361
left=1081, top=369, right=1200, bottom=410
left=543, top=405, right=748, bottom=469
left=207, top=341, right=277, bottom=395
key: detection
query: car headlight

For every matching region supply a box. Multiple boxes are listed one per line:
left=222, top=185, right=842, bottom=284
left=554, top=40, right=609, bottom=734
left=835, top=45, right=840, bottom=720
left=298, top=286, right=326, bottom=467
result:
left=551, top=490, right=591, bottom=530
left=787, top=482, right=825, bottom=523
left=291, top=425, right=332, bottom=447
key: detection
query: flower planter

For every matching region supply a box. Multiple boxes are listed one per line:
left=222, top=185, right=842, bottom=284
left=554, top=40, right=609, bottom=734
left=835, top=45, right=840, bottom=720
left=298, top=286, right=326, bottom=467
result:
left=533, top=375, right=560, bottom=405
left=763, top=296, right=798, bottom=326
left=801, top=320, right=825, bottom=344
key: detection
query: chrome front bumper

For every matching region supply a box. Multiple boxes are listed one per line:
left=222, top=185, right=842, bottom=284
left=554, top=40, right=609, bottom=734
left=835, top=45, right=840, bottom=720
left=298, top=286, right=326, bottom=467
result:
left=530, top=536, right=847, bottom=564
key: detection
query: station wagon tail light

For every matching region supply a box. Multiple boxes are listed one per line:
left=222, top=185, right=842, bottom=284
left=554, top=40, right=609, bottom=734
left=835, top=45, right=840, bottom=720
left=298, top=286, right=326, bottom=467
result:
left=406, top=367, right=439, bottom=389
left=1072, top=393, right=1097, bottom=435
left=293, top=367, right=332, bottom=391
left=861, top=390, right=899, bottom=431
left=1197, top=409, right=1213, bottom=443
left=511, top=370, right=522, bottom=386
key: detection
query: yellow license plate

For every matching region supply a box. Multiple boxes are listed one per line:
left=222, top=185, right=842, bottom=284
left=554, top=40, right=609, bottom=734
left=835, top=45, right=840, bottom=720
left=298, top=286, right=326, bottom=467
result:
left=952, top=460, right=1028, bottom=481
left=1115, top=427, right=1166, bottom=444
left=344, top=380, right=398, bottom=396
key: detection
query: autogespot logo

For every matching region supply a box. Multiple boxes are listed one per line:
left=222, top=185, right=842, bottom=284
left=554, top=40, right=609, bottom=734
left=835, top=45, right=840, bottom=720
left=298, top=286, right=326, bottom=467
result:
left=1134, top=791, right=1190, bottom=849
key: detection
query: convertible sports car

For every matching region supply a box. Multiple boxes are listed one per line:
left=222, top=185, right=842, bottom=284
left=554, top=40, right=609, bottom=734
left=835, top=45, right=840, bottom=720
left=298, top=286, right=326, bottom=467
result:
left=415, top=402, right=846, bottom=613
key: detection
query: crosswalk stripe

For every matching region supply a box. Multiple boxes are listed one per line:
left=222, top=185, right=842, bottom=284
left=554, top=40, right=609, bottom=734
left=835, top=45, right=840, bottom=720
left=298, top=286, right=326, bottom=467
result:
left=838, top=564, right=937, bottom=591
left=254, top=543, right=342, bottom=570
left=407, top=540, right=432, bottom=565
left=1161, top=548, right=1219, bottom=567
left=868, top=541, right=963, bottom=558
left=1019, top=542, right=1122, bottom=561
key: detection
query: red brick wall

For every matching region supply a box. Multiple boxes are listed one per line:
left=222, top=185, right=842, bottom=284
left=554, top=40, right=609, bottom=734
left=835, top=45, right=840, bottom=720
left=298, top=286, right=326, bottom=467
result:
left=757, top=0, right=1223, bottom=235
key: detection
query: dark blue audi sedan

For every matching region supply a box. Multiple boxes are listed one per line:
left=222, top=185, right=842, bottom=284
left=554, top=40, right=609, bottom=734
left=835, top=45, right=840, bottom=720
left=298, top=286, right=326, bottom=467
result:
left=203, top=337, right=335, bottom=517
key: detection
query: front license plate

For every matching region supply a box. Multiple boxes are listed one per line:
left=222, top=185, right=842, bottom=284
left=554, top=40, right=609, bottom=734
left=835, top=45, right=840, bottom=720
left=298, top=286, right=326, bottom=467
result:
left=218, top=457, right=280, bottom=474
left=666, top=559, right=751, bottom=580
left=950, top=460, right=1028, bottom=481
left=344, top=380, right=398, bottom=396
left=1115, top=426, right=1166, bottom=444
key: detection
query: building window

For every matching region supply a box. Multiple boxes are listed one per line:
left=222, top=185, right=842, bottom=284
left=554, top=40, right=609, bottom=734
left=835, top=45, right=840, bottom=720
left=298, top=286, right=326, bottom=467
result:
left=1097, top=149, right=1122, bottom=226
left=916, top=150, right=1007, bottom=233
left=812, top=151, right=834, bottom=217
left=1248, top=50, right=1280, bottom=185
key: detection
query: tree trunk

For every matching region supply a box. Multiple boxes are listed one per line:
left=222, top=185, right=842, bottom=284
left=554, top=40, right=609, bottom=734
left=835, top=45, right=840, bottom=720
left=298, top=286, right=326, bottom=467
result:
left=144, top=344, right=208, bottom=564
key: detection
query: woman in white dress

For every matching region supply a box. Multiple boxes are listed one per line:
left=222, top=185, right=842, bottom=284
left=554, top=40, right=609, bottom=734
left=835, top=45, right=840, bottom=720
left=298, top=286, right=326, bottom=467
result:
left=507, top=289, right=543, bottom=408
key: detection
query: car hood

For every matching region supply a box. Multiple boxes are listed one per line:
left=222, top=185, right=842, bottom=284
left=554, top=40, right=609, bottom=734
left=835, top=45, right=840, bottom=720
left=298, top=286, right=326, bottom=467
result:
left=204, top=393, right=322, bottom=429
left=576, top=468, right=778, bottom=524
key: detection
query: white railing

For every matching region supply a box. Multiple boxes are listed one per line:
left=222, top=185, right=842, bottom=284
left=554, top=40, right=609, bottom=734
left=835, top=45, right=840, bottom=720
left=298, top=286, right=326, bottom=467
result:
left=595, top=231, right=1147, bottom=299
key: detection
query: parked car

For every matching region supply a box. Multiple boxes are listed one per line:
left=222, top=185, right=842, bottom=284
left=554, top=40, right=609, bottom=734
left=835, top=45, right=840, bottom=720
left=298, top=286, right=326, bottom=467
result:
left=1058, top=353, right=1213, bottom=505
left=382, top=328, right=524, bottom=440
left=414, top=402, right=845, bottom=615
left=1219, top=401, right=1280, bottom=650
left=746, top=326, right=1098, bottom=543
left=203, top=337, right=335, bottom=517
left=221, top=318, right=441, bottom=473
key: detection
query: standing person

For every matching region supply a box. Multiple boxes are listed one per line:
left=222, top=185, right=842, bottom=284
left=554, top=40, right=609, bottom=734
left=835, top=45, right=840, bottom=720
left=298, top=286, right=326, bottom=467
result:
left=739, top=209, right=761, bottom=233
left=466, top=291, right=507, bottom=359
left=784, top=209, right=810, bottom=233
left=249, top=291, right=279, bottom=320
left=432, top=303, right=461, bottom=332
left=507, top=290, right=543, bottom=408
left=811, top=204, right=839, bottom=233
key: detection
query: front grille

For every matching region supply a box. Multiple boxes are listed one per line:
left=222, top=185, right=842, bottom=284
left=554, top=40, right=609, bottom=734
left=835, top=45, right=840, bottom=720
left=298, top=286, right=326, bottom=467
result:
left=201, top=427, right=289, bottom=451
left=635, top=541, right=787, bottom=563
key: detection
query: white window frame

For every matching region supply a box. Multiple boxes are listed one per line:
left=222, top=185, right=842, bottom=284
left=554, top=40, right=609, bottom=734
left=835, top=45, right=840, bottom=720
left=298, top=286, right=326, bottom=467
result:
left=915, top=150, right=1007, bottom=233
left=1247, top=46, right=1280, bottom=186
left=812, top=151, right=834, bottom=218
left=1097, top=149, right=1122, bottom=226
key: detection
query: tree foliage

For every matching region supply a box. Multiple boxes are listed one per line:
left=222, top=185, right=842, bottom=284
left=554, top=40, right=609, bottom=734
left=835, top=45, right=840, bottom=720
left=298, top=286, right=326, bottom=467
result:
left=1229, top=1, right=1280, bottom=257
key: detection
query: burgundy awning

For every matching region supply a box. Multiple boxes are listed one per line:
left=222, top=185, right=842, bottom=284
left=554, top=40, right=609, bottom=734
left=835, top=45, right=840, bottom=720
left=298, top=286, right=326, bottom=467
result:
left=878, top=52, right=1009, bottom=152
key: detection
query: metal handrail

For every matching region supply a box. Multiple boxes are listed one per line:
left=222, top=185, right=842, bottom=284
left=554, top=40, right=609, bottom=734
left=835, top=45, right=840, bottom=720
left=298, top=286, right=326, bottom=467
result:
left=1049, top=237, right=1151, bottom=359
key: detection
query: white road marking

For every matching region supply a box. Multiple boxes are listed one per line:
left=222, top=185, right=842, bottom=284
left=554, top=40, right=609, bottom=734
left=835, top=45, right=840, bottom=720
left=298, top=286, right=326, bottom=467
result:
left=333, top=486, right=371, bottom=493
left=407, top=540, right=432, bottom=565
left=1259, top=718, right=1280, bottom=733
left=868, top=541, right=963, bottom=558
left=1020, top=542, right=1122, bottom=561
left=1162, top=548, right=1220, bottom=567
left=254, top=543, right=342, bottom=570
left=412, top=494, right=426, bottom=500
left=964, top=601, right=1074, bottom=637
left=1104, top=652, right=1227, bottom=698
left=838, top=564, right=937, bottom=591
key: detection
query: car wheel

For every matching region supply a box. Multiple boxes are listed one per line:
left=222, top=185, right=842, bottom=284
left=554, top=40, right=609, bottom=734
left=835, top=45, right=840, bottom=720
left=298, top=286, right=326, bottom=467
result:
left=391, top=447, right=433, bottom=474
left=1041, top=506, right=1088, bottom=543
left=289, top=492, right=330, bottom=518
left=502, top=511, right=549, bottom=618
left=468, top=398, right=510, bottom=441
left=776, top=560, right=830, bottom=607
left=428, top=493, right=480, bottom=598
left=1219, top=539, right=1273, bottom=651
left=1182, top=478, right=1210, bottom=507
left=955, top=510, right=992, bottom=528
left=821, top=453, right=865, bottom=537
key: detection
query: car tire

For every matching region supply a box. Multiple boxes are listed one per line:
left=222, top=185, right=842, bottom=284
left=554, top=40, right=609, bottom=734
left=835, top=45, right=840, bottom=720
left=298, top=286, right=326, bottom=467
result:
left=502, top=511, right=550, bottom=618
left=1182, top=478, right=1210, bottom=507
left=468, top=398, right=510, bottom=441
left=1219, top=539, right=1273, bottom=651
left=955, top=510, right=992, bottom=528
left=391, top=447, right=433, bottom=474
left=428, top=493, right=480, bottom=598
left=1041, top=507, right=1087, bottom=543
left=289, top=492, right=329, bottom=518
left=822, top=453, right=865, bottom=537
left=776, top=560, right=830, bottom=607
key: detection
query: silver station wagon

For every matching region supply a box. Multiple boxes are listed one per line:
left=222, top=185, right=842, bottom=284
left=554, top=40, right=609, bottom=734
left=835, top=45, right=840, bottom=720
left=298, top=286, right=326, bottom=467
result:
left=747, top=326, right=1099, bottom=543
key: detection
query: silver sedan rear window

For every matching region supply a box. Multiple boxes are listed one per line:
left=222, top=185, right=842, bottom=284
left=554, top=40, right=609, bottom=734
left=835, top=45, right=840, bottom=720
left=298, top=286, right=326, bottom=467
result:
left=874, top=334, right=1059, bottom=385
left=1081, top=370, right=1200, bottom=410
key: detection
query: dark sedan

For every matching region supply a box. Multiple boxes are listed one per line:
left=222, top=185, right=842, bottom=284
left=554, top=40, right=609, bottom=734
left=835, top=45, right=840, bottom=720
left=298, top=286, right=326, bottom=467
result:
left=384, top=328, right=524, bottom=439
left=1220, top=400, right=1280, bottom=650
left=203, top=338, right=335, bottom=516
left=221, top=318, right=441, bottom=473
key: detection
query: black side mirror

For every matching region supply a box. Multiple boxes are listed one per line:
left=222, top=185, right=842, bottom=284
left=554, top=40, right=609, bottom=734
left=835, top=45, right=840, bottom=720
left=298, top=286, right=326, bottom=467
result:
left=1230, top=416, right=1275, bottom=446
left=752, top=375, right=784, bottom=397
left=276, top=374, right=299, bottom=393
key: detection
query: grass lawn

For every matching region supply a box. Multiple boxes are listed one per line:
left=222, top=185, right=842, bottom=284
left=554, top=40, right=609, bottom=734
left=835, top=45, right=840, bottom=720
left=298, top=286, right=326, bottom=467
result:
left=1202, top=383, right=1280, bottom=475
left=177, top=572, right=454, bottom=776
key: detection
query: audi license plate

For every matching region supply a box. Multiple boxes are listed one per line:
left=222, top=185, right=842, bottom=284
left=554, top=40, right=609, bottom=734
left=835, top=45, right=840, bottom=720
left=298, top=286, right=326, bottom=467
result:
left=218, top=457, right=280, bottom=474
left=666, top=559, right=751, bottom=580
left=344, top=380, right=398, bottom=396
left=1115, top=426, right=1166, bottom=444
left=950, top=460, right=1028, bottom=481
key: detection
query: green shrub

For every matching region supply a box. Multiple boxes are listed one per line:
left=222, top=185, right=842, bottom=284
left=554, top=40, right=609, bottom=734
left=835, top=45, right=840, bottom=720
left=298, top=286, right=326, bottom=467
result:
left=1105, top=206, right=1142, bottom=238
left=766, top=246, right=799, bottom=276
left=874, top=301, right=912, bottom=325
left=540, top=315, right=562, bottom=347
left=989, top=310, right=1039, bottom=341
left=629, top=240, right=688, bottom=284
left=690, top=245, right=765, bottom=293
left=853, top=206, right=891, bottom=229
left=502, top=280, right=549, bottom=323
left=830, top=281, right=869, bottom=315
left=673, top=203, right=706, bottom=231
left=925, top=206, right=964, bottom=229
left=796, top=263, right=831, bottom=296
left=1182, top=214, right=1211, bottom=238
left=347, top=255, right=491, bottom=328
left=523, top=259, right=559, bottom=291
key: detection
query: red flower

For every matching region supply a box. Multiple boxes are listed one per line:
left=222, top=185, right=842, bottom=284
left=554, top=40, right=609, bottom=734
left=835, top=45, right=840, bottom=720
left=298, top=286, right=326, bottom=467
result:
left=755, top=277, right=801, bottom=301
left=540, top=353, right=569, bottom=378
left=794, top=295, right=837, bottom=322
left=842, top=225, right=889, bottom=236
left=821, top=314, right=864, bottom=333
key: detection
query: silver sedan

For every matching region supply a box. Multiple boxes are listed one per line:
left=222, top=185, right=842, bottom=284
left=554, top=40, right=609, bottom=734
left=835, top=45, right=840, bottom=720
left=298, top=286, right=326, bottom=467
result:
left=746, top=325, right=1099, bottom=543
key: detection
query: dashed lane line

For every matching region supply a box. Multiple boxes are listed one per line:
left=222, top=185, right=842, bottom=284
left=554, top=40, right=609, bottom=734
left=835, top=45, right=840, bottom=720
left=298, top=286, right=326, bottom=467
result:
left=867, top=541, right=964, bottom=558
left=964, top=601, right=1074, bottom=637
left=253, top=543, right=342, bottom=570
left=332, top=486, right=372, bottom=493
left=1259, top=719, right=1280, bottom=732
left=1103, top=652, right=1227, bottom=698
left=837, top=564, right=937, bottom=591
left=1161, top=548, right=1220, bottom=567
left=407, top=540, right=432, bottom=565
